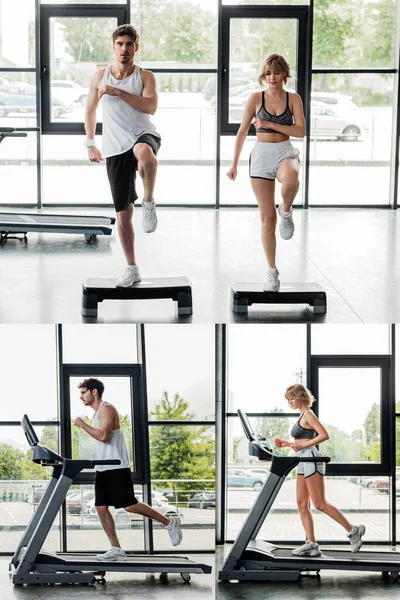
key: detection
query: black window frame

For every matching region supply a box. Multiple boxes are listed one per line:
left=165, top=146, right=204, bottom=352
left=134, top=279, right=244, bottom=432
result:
left=39, top=3, right=129, bottom=135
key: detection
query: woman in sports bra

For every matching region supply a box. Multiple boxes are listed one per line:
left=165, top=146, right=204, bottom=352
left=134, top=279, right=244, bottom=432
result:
left=227, top=53, right=305, bottom=292
left=274, top=384, right=366, bottom=557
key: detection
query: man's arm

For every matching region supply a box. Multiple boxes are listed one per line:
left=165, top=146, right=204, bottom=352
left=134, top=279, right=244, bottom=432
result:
left=84, top=69, right=104, bottom=139
left=99, top=69, right=158, bottom=115
left=74, top=405, right=114, bottom=443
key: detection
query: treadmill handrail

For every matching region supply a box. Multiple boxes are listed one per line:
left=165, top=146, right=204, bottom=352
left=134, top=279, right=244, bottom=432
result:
left=300, top=456, right=330, bottom=463
left=90, top=459, right=120, bottom=466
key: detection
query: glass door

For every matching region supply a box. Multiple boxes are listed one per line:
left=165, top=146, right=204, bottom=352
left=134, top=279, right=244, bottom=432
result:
left=219, top=6, right=311, bottom=206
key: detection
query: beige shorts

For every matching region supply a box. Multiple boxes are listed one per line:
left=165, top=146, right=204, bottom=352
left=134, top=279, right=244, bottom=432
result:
left=249, top=140, right=300, bottom=180
left=297, top=446, right=326, bottom=478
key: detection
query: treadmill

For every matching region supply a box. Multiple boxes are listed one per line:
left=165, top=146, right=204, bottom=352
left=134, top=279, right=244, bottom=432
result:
left=10, top=415, right=211, bottom=585
left=0, top=127, right=115, bottom=243
left=219, top=410, right=400, bottom=582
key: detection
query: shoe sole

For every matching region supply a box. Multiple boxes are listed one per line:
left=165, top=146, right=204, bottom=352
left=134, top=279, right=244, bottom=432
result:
left=116, top=280, right=142, bottom=288
left=292, top=550, right=321, bottom=557
left=96, top=556, right=127, bottom=561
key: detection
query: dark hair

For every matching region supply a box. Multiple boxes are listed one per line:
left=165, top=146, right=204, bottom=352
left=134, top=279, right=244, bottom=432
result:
left=112, top=24, right=139, bottom=44
left=78, top=378, right=105, bottom=398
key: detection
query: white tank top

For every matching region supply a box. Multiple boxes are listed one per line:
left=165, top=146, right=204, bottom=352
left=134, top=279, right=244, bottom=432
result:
left=100, top=64, right=160, bottom=159
left=92, top=402, right=130, bottom=471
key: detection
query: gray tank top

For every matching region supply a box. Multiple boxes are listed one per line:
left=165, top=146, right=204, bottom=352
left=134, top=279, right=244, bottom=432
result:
left=290, top=409, right=317, bottom=440
left=255, top=90, right=294, bottom=134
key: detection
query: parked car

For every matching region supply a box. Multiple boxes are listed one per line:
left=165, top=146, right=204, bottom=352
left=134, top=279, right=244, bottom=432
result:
left=375, top=479, right=389, bottom=493
left=228, top=469, right=266, bottom=491
left=66, top=491, right=95, bottom=514
left=204, top=76, right=254, bottom=101
left=51, top=80, right=89, bottom=105
left=25, top=486, right=46, bottom=505
left=187, top=491, right=215, bottom=509
left=0, top=81, right=73, bottom=118
left=311, top=92, right=357, bottom=110
left=226, top=93, right=368, bottom=141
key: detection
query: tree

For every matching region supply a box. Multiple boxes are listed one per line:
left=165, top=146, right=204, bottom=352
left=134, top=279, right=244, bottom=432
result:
left=253, top=409, right=291, bottom=455
left=0, top=444, right=24, bottom=479
left=362, top=0, right=396, bottom=67
left=149, top=391, right=214, bottom=491
left=56, top=18, right=114, bottom=63
left=364, top=403, right=380, bottom=445
left=313, top=0, right=360, bottom=86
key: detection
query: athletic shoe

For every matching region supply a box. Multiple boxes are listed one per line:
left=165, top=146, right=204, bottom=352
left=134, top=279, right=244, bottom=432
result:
left=263, top=269, right=280, bottom=292
left=292, top=542, right=321, bottom=557
left=166, top=516, right=183, bottom=546
left=347, top=524, right=366, bottom=552
left=96, top=547, right=127, bottom=561
left=116, top=265, right=141, bottom=288
left=278, top=203, right=295, bottom=240
left=142, top=199, right=158, bottom=233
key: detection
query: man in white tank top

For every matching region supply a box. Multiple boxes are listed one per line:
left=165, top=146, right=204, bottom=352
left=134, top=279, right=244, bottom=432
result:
left=85, top=25, right=161, bottom=288
left=74, top=377, right=182, bottom=561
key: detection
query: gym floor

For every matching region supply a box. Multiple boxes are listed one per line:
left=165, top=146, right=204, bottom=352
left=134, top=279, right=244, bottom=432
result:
left=0, top=554, right=214, bottom=599
left=0, top=207, right=399, bottom=323
left=215, top=546, right=400, bottom=599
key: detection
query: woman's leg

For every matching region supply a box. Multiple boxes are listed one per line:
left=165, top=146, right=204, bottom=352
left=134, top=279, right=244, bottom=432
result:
left=276, top=157, right=300, bottom=212
left=296, top=475, right=317, bottom=542
left=250, top=178, right=277, bottom=268
left=305, top=473, right=352, bottom=532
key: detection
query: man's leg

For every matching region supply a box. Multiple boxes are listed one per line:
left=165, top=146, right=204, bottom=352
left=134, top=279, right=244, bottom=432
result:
left=133, top=143, right=157, bottom=203
left=124, top=501, right=169, bottom=525
left=96, top=505, right=121, bottom=547
left=116, top=203, right=135, bottom=265
left=124, top=501, right=183, bottom=546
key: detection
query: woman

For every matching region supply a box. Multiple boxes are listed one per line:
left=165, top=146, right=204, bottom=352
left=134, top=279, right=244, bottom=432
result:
left=274, top=384, right=365, bottom=556
left=227, top=54, right=305, bottom=292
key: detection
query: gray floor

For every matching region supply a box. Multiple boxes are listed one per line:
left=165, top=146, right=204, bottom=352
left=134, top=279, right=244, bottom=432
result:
left=215, top=545, right=400, bottom=599
left=1, top=555, right=214, bottom=599
left=1, top=207, right=399, bottom=323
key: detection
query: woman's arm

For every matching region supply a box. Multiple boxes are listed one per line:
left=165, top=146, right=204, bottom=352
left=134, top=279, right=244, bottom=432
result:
left=227, top=92, right=258, bottom=180
left=253, top=93, right=305, bottom=138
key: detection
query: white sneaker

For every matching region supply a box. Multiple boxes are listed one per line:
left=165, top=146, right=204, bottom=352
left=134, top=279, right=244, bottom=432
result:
left=96, top=547, right=127, bottom=561
left=292, top=541, right=321, bottom=557
left=142, top=199, right=158, bottom=233
left=116, top=265, right=141, bottom=288
left=263, top=269, right=280, bottom=292
left=166, top=516, right=183, bottom=546
left=278, top=203, right=295, bottom=240
left=347, top=524, right=366, bottom=553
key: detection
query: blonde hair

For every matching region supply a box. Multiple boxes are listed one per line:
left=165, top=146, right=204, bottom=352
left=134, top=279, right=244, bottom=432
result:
left=258, top=53, right=291, bottom=86
left=285, top=384, right=315, bottom=408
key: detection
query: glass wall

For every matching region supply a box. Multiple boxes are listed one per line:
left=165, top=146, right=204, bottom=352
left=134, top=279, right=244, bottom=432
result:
left=145, top=325, right=215, bottom=550
left=225, top=324, right=394, bottom=543
left=2, top=0, right=400, bottom=207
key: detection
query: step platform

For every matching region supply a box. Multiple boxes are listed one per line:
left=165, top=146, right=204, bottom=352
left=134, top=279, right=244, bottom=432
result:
left=231, top=282, right=327, bottom=315
left=82, top=277, right=192, bottom=317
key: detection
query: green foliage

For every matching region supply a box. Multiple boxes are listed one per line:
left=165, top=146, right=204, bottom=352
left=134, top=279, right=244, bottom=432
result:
left=0, top=444, right=24, bottom=480
left=57, top=18, right=114, bottom=62
left=254, top=409, right=291, bottom=454
left=150, top=391, right=214, bottom=490
left=362, top=0, right=396, bottom=67
left=313, top=0, right=360, bottom=69
left=364, top=403, right=380, bottom=445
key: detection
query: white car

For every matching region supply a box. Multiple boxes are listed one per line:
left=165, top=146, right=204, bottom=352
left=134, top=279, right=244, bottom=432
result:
left=310, top=101, right=369, bottom=141
left=51, top=80, right=89, bottom=105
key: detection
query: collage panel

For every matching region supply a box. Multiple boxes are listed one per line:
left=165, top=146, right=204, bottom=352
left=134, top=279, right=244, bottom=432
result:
left=0, top=324, right=215, bottom=598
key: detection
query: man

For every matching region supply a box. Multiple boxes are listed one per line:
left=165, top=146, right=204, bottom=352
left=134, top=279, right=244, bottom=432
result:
left=85, top=24, right=161, bottom=288
left=74, top=377, right=182, bottom=561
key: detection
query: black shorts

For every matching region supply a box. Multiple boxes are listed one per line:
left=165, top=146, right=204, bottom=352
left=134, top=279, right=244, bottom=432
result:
left=106, top=133, right=161, bottom=212
left=95, top=467, right=139, bottom=509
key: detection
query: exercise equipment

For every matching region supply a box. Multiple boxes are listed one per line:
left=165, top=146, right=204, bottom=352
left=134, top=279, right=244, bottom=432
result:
left=231, top=283, right=327, bottom=315
left=218, top=409, right=400, bottom=581
left=0, top=127, right=115, bottom=243
left=10, top=415, right=211, bottom=585
left=82, top=277, right=193, bottom=317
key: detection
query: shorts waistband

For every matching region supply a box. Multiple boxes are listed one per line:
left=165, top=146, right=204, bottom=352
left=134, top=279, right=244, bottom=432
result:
left=254, top=140, right=292, bottom=147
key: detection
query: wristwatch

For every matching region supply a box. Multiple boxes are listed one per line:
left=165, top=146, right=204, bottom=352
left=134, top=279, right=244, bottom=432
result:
left=85, top=139, right=96, bottom=148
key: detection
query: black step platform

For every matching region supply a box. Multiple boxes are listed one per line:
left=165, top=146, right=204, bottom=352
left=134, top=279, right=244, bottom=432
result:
left=82, top=277, right=193, bottom=317
left=231, top=282, right=327, bottom=315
